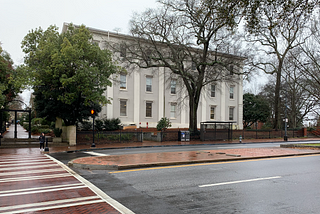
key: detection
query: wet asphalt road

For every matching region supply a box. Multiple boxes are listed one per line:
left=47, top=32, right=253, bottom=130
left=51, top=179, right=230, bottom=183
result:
left=49, top=142, right=320, bottom=214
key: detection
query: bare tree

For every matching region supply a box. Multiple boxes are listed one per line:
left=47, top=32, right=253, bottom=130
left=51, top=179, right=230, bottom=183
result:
left=108, top=0, right=246, bottom=132
left=245, top=1, right=317, bottom=129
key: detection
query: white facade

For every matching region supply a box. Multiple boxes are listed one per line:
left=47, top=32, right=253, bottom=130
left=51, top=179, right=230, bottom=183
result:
left=62, top=23, right=244, bottom=130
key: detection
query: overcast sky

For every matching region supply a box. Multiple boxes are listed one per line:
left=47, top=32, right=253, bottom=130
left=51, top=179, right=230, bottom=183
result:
left=0, top=0, right=265, bottom=106
left=0, top=0, right=158, bottom=105
left=0, top=0, right=158, bottom=65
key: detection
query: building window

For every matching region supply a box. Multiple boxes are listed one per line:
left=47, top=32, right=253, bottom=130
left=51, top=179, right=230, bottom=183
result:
left=146, top=101, right=152, bottom=117
left=170, top=104, right=176, bottom=118
left=120, top=100, right=127, bottom=116
left=146, top=76, right=152, bottom=92
left=120, top=44, right=126, bottom=58
left=171, top=79, right=176, bottom=94
left=229, top=107, right=234, bottom=120
left=211, top=84, right=215, bottom=97
left=120, top=74, right=126, bottom=89
left=230, top=86, right=234, bottom=99
left=210, top=106, right=215, bottom=119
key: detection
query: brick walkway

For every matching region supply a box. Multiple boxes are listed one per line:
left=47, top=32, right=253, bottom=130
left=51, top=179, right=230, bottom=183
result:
left=69, top=146, right=320, bottom=170
left=0, top=153, right=133, bottom=213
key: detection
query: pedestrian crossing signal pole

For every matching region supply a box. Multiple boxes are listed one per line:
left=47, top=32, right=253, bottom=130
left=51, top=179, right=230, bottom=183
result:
left=91, top=109, right=96, bottom=147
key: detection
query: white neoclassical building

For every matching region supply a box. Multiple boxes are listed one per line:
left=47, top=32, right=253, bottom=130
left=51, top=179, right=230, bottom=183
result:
left=62, top=23, right=244, bottom=130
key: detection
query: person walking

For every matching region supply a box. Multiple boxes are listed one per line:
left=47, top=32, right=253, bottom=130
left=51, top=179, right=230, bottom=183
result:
left=39, top=132, right=45, bottom=150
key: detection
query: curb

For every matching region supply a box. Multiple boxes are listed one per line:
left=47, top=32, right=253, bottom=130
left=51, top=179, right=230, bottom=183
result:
left=68, top=151, right=320, bottom=170
left=62, top=139, right=316, bottom=154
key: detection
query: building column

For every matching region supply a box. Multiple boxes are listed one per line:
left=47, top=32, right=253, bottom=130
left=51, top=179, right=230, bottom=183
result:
left=201, top=89, right=207, bottom=124
left=106, top=80, right=114, bottom=119
left=238, top=78, right=243, bottom=129
left=133, top=69, right=140, bottom=125
left=158, top=67, right=165, bottom=120
left=220, top=82, right=226, bottom=121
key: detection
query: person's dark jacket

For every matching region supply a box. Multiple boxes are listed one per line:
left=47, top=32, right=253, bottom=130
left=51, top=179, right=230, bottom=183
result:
left=39, top=135, right=45, bottom=143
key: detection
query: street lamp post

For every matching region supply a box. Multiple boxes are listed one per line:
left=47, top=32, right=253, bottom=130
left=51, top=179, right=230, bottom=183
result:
left=284, top=75, right=288, bottom=141
left=91, top=109, right=96, bottom=147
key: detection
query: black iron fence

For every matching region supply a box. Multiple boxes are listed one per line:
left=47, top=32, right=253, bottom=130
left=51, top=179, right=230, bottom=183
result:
left=76, top=130, right=143, bottom=145
left=76, top=128, right=306, bottom=144
left=233, top=129, right=304, bottom=140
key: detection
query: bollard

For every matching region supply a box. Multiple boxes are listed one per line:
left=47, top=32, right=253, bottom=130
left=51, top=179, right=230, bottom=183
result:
left=239, top=135, right=242, bottom=143
left=44, top=138, right=49, bottom=152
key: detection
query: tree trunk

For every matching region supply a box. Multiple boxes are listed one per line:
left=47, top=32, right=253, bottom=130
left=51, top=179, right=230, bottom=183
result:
left=273, top=70, right=282, bottom=130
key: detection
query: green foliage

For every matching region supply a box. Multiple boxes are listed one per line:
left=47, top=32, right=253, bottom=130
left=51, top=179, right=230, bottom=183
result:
left=21, top=24, right=122, bottom=126
left=96, top=132, right=106, bottom=139
left=243, top=93, right=270, bottom=129
left=95, top=119, right=104, bottom=131
left=38, top=128, right=51, bottom=134
left=53, top=128, right=62, bottom=137
left=0, top=46, right=20, bottom=108
left=32, top=118, right=43, bottom=126
left=156, top=117, right=172, bottom=131
left=80, top=121, right=92, bottom=131
left=84, top=135, right=90, bottom=141
left=120, top=133, right=133, bottom=141
left=106, top=134, right=119, bottom=141
left=31, top=126, right=39, bottom=134
left=103, top=118, right=121, bottom=131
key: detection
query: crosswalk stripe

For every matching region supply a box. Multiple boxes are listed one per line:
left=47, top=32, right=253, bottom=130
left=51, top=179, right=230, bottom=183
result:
left=0, top=185, right=87, bottom=197
left=0, top=173, right=72, bottom=183
left=0, top=163, right=58, bottom=171
left=0, top=161, right=53, bottom=167
left=0, top=159, right=49, bottom=164
left=0, top=183, right=83, bottom=194
left=0, top=196, right=101, bottom=212
left=0, top=156, right=48, bottom=163
left=0, top=168, right=65, bottom=176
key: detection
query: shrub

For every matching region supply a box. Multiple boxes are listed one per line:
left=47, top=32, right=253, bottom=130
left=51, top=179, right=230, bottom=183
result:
left=53, top=128, right=62, bottom=137
left=156, top=117, right=172, bottom=131
left=31, top=126, right=39, bottom=134
left=106, top=134, right=120, bottom=141
left=84, top=135, right=90, bottom=141
left=103, top=118, right=121, bottom=131
left=32, top=118, right=43, bottom=126
left=39, top=129, right=51, bottom=134
left=95, top=119, right=104, bottom=131
left=121, top=133, right=133, bottom=141
left=80, top=121, right=92, bottom=131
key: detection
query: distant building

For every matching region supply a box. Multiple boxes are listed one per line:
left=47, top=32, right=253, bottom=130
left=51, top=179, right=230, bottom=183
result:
left=62, top=23, right=244, bottom=130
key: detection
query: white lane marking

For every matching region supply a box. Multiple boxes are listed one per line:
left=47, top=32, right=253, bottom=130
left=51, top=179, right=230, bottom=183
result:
left=0, top=168, right=65, bottom=176
left=0, top=161, right=54, bottom=167
left=0, top=185, right=87, bottom=197
left=0, top=183, right=83, bottom=194
left=0, top=199, right=105, bottom=214
left=46, top=154, right=135, bottom=214
left=0, top=173, right=72, bottom=183
left=0, top=163, right=58, bottom=171
left=83, top=151, right=110, bottom=156
left=0, top=196, right=100, bottom=212
left=199, top=176, right=282, bottom=188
